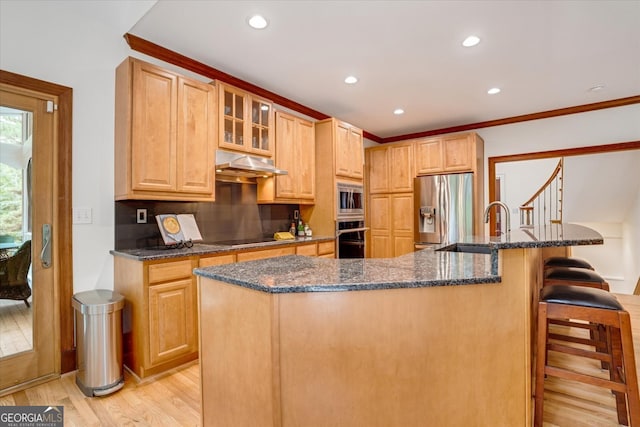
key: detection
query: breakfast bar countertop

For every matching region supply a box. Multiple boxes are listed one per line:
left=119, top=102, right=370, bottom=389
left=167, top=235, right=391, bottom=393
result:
left=194, top=223, right=603, bottom=293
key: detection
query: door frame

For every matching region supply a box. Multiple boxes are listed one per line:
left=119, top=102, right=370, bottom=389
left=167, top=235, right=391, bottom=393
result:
left=487, top=140, right=640, bottom=235
left=0, top=70, right=74, bottom=373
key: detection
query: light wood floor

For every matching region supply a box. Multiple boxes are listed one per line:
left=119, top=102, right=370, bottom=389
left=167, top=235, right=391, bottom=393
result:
left=0, top=299, right=32, bottom=357
left=1, top=294, right=639, bottom=426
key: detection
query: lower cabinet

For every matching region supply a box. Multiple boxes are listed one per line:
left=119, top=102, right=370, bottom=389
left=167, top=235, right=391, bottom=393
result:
left=148, top=278, right=196, bottom=367
left=114, top=256, right=199, bottom=379
left=368, top=193, right=414, bottom=258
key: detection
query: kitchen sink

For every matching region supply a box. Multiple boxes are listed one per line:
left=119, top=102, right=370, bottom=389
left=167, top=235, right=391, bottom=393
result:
left=436, top=243, right=492, bottom=255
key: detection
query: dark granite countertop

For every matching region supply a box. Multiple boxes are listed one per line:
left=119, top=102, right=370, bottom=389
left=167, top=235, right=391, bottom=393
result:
left=194, top=223, right=603, bottom=293
left=110, top=236, right=335, bottom=261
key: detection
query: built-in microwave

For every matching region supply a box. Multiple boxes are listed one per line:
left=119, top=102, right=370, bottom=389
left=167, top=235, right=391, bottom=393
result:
left=336, top=182, right=364, bottom=219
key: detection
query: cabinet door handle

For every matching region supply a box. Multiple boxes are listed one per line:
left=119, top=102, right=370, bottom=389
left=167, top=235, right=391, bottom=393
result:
left=41, top=223, right=52, bottom=268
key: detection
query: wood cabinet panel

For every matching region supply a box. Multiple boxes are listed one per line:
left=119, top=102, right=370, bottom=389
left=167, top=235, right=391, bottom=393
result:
left=199, top=254, right=236, bottom=267
left=367, top=148, right=389, bottom=194
left=148, top=278, right=197, bottom=366
left=389, top=144, right=413, bottom=192
left=443, top=135, right=473, bottom=171
left=392, top=193, right=413, bottom=234
left=218, top=82, right=274, bottom=157
left=367, top=143, right=414, bottom=194
left=370, top=234, right=391, bottom=258
left=317, top=241, right=335, bottom=256
left=176, top=77, right=216, bottom=194
left=115, top=57, right=215, bottom=201
left=296, top=244, right=317, bottom=256
left=297, top=118, right=316, bottom=199
left=369, top=194, right=391, bottom=234
left=335, top=121, right=363, bottom=179
left=148, top=259, right=193, bottom=283
left=258, top=111, right=315, bottom=203
left=237, top=246, right=296, bottom=262
left=130, top=60, right=177, bottom=193
left=368, top=193, right=414, bottom=258
left=414, top=138, right=443, bottom=175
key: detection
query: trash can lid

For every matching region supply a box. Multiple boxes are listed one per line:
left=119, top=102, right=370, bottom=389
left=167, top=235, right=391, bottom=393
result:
left=72, top=289, right=125, bottom=314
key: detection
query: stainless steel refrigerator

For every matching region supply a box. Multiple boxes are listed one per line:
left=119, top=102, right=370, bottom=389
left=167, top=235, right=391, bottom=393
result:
left=414, top=173, right=474, bottom=244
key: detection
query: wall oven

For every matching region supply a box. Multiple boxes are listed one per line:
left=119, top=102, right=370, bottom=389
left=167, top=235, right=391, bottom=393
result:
left=336, top=182, right=364, bottom=219
left=336, top=219, right=367, bottom=258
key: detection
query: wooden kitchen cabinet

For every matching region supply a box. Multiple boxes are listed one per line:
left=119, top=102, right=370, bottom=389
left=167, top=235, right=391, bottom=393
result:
left=257, top=111, right=315, bottom=204
left=368, top=193, right=414, bottom=258
left=237, top=246, right=296, bottom=262
left=115, top=57, right=216, bottom=201
left=366, top=142, right=413, bottom=194
left=334, top=120, right=364, bottom=179
left=114, top=256, right=199, bottom=379
left=301, top=118, right=364, bottom=237
left=414, top=132, right=482, bottom=175
left=218, top=82, right=274, bottom=157
left=414, top=138, right=443, bottom=175
left=314, top=118, right=363, bottom=181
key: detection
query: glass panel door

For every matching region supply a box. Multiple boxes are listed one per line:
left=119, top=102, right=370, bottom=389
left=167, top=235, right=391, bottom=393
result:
left=0, top=105, right=33, bottom=357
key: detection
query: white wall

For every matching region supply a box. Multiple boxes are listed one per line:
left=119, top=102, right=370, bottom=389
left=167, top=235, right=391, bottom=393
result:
left=622, top=192, right=640, bottom=294
left=478, top=107, right=640, bottom=293
left=1, top=1, right=639, bottom=294
left=0, top=1, right=156, bottom=292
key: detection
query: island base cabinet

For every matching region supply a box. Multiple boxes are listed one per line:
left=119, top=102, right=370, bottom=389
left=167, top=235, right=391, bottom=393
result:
left=198, top=249, right=537, bottom=427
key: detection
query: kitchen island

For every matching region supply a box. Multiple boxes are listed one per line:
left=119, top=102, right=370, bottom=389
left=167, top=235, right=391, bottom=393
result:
left=194, top=224, right=603, bottom=427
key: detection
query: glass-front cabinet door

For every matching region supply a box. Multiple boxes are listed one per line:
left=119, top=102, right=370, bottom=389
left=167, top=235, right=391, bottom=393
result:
left=220, top=84, right=245, bottom=149
left=218, top=83, right=273, bottom=156
left=251, top=100, right=270, bottom=152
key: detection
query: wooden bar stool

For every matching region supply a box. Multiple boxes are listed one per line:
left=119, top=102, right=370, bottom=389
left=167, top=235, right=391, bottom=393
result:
left=534, top=285, right=640, bottom=426
left=544, top=266, right=609, bottom=291
left=544, top=256, right=594, bottom=270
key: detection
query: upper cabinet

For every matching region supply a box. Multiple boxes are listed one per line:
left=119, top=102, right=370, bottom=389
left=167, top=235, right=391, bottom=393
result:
left=316, top=118, right=364, bottom=181
left=366, top=142, right=414, bottom=194
left=258, top=111, right=315, bottom=204
left=115, top=57, right=216, bottom=201
left=414, top=132, right=482, bottom=175
left=218, top=82, right=274, bottom=157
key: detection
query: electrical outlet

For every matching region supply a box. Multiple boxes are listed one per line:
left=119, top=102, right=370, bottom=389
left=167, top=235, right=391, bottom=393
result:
left=137, top=209, right=147, bottom=224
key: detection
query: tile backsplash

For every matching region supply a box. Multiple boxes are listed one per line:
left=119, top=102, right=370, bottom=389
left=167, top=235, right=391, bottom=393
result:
left=115, top=182, right=298, bottom=249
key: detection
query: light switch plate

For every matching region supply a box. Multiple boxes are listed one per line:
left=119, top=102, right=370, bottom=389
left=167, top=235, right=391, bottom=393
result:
left=73, top=207, right=92, bottom=224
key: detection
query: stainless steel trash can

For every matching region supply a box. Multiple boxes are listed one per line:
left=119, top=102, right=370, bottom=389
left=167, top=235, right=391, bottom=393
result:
left=72, top=289, right=125, bottom=397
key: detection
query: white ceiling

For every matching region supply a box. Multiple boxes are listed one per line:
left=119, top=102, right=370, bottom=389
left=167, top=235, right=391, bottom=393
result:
left=128, top=0, right=640, bottom=139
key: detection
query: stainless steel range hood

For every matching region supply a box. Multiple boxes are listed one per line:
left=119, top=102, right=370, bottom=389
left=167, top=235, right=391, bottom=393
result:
left=215, top=149, right=288, bottom=182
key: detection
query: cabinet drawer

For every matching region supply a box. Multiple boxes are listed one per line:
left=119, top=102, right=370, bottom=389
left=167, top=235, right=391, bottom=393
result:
left=318, top=253, right=335, bottom=259
left=199, top=254, right=236, bottom=267
left=317, top=241, right=335, bottom=256
left=296, top=244, right=317, bottom=257
left=148, top=259, right=193, bottom=284
left=237, top=247, right=296, bottom=262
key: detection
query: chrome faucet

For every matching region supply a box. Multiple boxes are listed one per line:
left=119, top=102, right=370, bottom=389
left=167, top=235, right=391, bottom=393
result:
left=483, top=201, right=511, bottom=235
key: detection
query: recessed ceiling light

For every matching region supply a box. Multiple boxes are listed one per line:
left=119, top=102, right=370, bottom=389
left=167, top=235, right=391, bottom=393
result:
left=487, top=87, right=501, bottom=95
left=588, top=84, right=605, bottom=92
left=248, top=15, right=268, bottom=29
left=393, top=108, right=405, bottom=115
left=462, top=35, right=480, bottom=47
left=344, top=75, right=358, bottom=84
